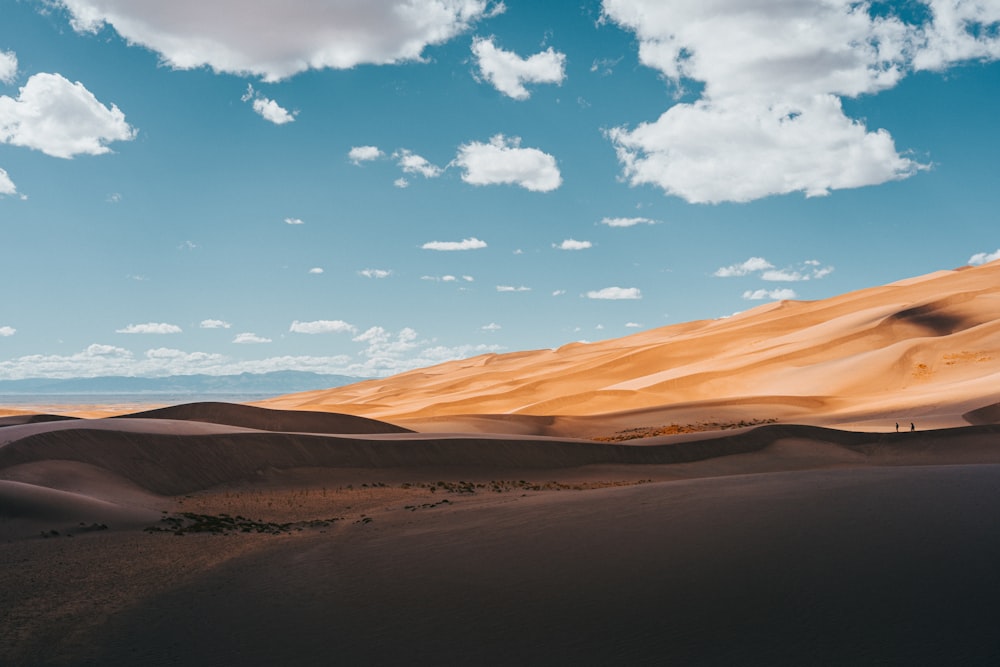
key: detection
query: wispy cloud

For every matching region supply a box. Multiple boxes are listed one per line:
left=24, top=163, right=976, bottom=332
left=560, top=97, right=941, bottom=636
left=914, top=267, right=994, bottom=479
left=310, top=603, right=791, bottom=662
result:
left=743, top=288, right=798, bottom=301
left=0, top=50, right=16, bottom=84
left=497, top=285, right=531, bottom=292
left=0, top=167, right=17, bottom=197
left=453, top=134, right=561, bottom=192
left=471, top=36, right=566, bottom=100
left=116, top=322, right=182, bottom=334
left=359, top=268, right=392, bottom=279
left=554, top=239, right=592, bottom=250
left=969, top=249, right=1000, bottom=265
left=308, top=267, right=324, bottom=274
left=289, top=319, right=357, bottom=335
left=481, top=322, right=501, bottom=331
left=422, top=237, right=487, bottom=251
left=233, top=332, right=272, bottom=344
left=585, top=287, right=641, bottom=300
left=241, top=84, right=296, bottom=124
left=200, top=319, right=231, bottom=329
left=395, top=149, right=442, bottom=178
left=284, top=217, right=304, bottom=225
left=600, top=216, right=658, bottom=228
left=714, top=257, right=774, bottom=277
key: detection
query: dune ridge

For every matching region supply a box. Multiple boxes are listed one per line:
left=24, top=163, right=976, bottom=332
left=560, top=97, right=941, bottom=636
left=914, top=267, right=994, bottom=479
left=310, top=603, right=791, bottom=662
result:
left=257, top=260, right=1000, bottom=424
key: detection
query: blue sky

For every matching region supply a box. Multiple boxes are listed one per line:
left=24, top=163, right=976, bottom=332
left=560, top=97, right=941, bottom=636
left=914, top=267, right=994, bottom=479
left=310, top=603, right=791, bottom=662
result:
left=1, top=0, right=998, bottom=379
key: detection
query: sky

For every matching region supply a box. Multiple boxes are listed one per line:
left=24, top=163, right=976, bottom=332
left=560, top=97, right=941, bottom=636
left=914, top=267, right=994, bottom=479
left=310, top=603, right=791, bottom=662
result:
left=1, top=0, right=999, bottom=380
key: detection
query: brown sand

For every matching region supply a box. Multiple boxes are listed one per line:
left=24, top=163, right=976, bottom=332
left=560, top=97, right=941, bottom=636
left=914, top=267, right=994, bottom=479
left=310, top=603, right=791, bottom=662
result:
left=4, top=263, right=1000, bottom=665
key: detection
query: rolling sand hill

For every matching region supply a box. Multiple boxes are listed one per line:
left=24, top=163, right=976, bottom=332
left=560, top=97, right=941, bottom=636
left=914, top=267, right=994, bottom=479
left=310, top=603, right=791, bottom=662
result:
left=3, top=262, right=1000, bottom=665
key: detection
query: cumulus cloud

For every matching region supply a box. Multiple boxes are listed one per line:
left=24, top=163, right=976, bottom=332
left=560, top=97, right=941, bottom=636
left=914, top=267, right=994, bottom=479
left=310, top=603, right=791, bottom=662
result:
left=394, top=177, right=410, bottom=188
left=481, top=322, right=501, bottom=331
left=308, top=267, right=324, bottom=274
left=497, top=285, right=531, bottom=292
left=968, top=249, right=1000, bottom=265
left=625, top=322, right=642, bottom=328
left=555, top=239, right=592, bottom=250
left=0, top=167, right=16, bottom=197
left=116, top=322, right=182, bottom=334
left=598, top=0, right=1000, bottom=202
left=743, top=288, right=798, bottom=301
left=0, top=325, right=15, bottom=336
left=552, top=289, right=566, bottom=296
left=359, top=268, right=392, bottom=279
left=241, top=84, right=296, bottom=124
left=349, top=145, right=383, bottom=164
left=284, top=217, right=304, bottom=225
left=453, top=134, right=561, bottom=192
left=0, top=72, right=136, bottom=158
left=600, top=216, right=659, bottom=227
left=471, top=36, right=566, bottom=100
left=585, top=287, right=642, bottom=300
left=0, top=50, right=17, bottom=84
left=714, top=257, right=774, bottom=277
left=200, top=319, right=231, bottom=329
left=289, top=319, right=357, bottom=335
left=233, top=332, right=272, bottom=344
left=57, top=0, right=501, bottom=81
left=422, top=237, right=487, bottom=251
left=395, top=149, right=442, bottom=178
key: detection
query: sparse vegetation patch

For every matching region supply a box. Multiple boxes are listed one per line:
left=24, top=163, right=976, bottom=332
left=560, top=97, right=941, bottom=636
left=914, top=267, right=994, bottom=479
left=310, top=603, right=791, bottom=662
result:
left=593, top=419, right=778, bottom=442
left=145, top=512, right=342, bottom=536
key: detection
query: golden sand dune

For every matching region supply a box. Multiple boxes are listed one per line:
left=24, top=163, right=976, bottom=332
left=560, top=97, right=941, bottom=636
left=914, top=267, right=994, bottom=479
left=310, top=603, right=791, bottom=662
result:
left=259, top=260, right=1000, bottom=429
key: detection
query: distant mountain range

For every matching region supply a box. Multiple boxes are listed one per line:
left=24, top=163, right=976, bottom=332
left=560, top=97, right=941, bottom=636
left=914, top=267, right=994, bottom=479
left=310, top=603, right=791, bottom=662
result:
left=0, top=371, right=364, bottom=396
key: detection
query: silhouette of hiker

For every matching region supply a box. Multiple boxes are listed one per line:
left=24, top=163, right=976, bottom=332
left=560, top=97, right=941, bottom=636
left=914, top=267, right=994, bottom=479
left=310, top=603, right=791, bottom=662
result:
left=895, top=422, right=899, bottom=432
left=910, top=422, right=915, bottom=432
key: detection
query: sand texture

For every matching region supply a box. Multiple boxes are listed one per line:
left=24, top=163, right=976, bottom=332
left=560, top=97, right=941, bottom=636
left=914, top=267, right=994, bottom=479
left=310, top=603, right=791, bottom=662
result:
left=4, top=262, right=1000, bottom=665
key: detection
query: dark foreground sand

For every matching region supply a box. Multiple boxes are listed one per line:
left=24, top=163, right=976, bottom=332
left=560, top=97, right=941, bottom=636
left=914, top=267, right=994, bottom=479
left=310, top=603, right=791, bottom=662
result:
left=3, top=404, right=1000, bottom=666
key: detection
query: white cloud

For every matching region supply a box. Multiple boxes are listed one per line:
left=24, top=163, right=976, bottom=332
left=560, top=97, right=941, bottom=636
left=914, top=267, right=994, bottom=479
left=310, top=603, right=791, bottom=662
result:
left=0, top=50, right=17, bottom=85
left=471, top=36, right=566, bottom=100
left=284, top=217, right=304, bottom=225
left=200, top=319, right=232, bottom=329
left=178, top=240, right=198, bottom=250
left=58, top=0, right=501, bottom=82
left=242, top=84, right=296, bottom=124
left=453, top=134, right=561, bottom=192
left=0, top=167, right=16, bottom=197
left=481, top=322, right=501, bottom=331
left=394, top=177, right=410, bottom=188
left=552, top=289, right=566, bottom=296
left=585, top=287, right=642, bottom=300
left=289, top=319, right=357, bottom=335
left=395, top=149, right=442, bottom=178
left=761, top=269, right=807, bottom=282
left=599, top=0, right=996, bottom=203
left=308, top=267, right=324, bottom=274
left=233, top=332, right=272, bottom=344
left=107, top=192, right=122, bottom=203
left=743, top=288, right=798, bottom=301
left=497, top=285, right=531, bottom=292
left=969, top=249, right=1000, bottom=265
left=0, top=72, right=136, bottom=158
left=600, top=216, right=658, bottom=228
left=0, top=326, right=15, bottom=337
left=555, top=239, right=592, bottom=250
left=116, top=322, right=182, bottom=334
left=359, top=268, right=392, bottom=279
left=625, top=322, right=642, bottom=328
left=422, top=237, right=487, bottom=251
left=714, top=257, right=774, bottom=277
left=349, top=145, right=384, bottom=164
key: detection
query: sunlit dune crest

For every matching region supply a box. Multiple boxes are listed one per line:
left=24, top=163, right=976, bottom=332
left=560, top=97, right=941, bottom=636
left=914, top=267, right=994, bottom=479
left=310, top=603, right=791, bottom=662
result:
left=259, top=260, right=1000, bottom=430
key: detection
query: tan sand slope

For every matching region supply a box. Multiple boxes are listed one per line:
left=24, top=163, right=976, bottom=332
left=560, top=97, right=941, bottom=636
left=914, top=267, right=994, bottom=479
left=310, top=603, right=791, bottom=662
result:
left=258, top=260, right=1000, bottom=426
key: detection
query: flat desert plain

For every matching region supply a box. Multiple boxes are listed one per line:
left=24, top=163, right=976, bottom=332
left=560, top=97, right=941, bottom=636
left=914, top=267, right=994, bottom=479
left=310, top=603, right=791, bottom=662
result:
left=3, top=261, right=1000, bottom=666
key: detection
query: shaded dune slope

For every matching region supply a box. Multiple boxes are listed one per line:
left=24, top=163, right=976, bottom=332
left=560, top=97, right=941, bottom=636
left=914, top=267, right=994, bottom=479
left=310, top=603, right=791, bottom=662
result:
left=3, top=421, right=999, bottom=495
left=116, top=401, right=411, bottom=434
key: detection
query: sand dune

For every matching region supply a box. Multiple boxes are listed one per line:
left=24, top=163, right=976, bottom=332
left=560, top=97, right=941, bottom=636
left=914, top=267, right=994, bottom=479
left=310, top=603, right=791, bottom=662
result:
left=258, top=260, right=1000, bottom=426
